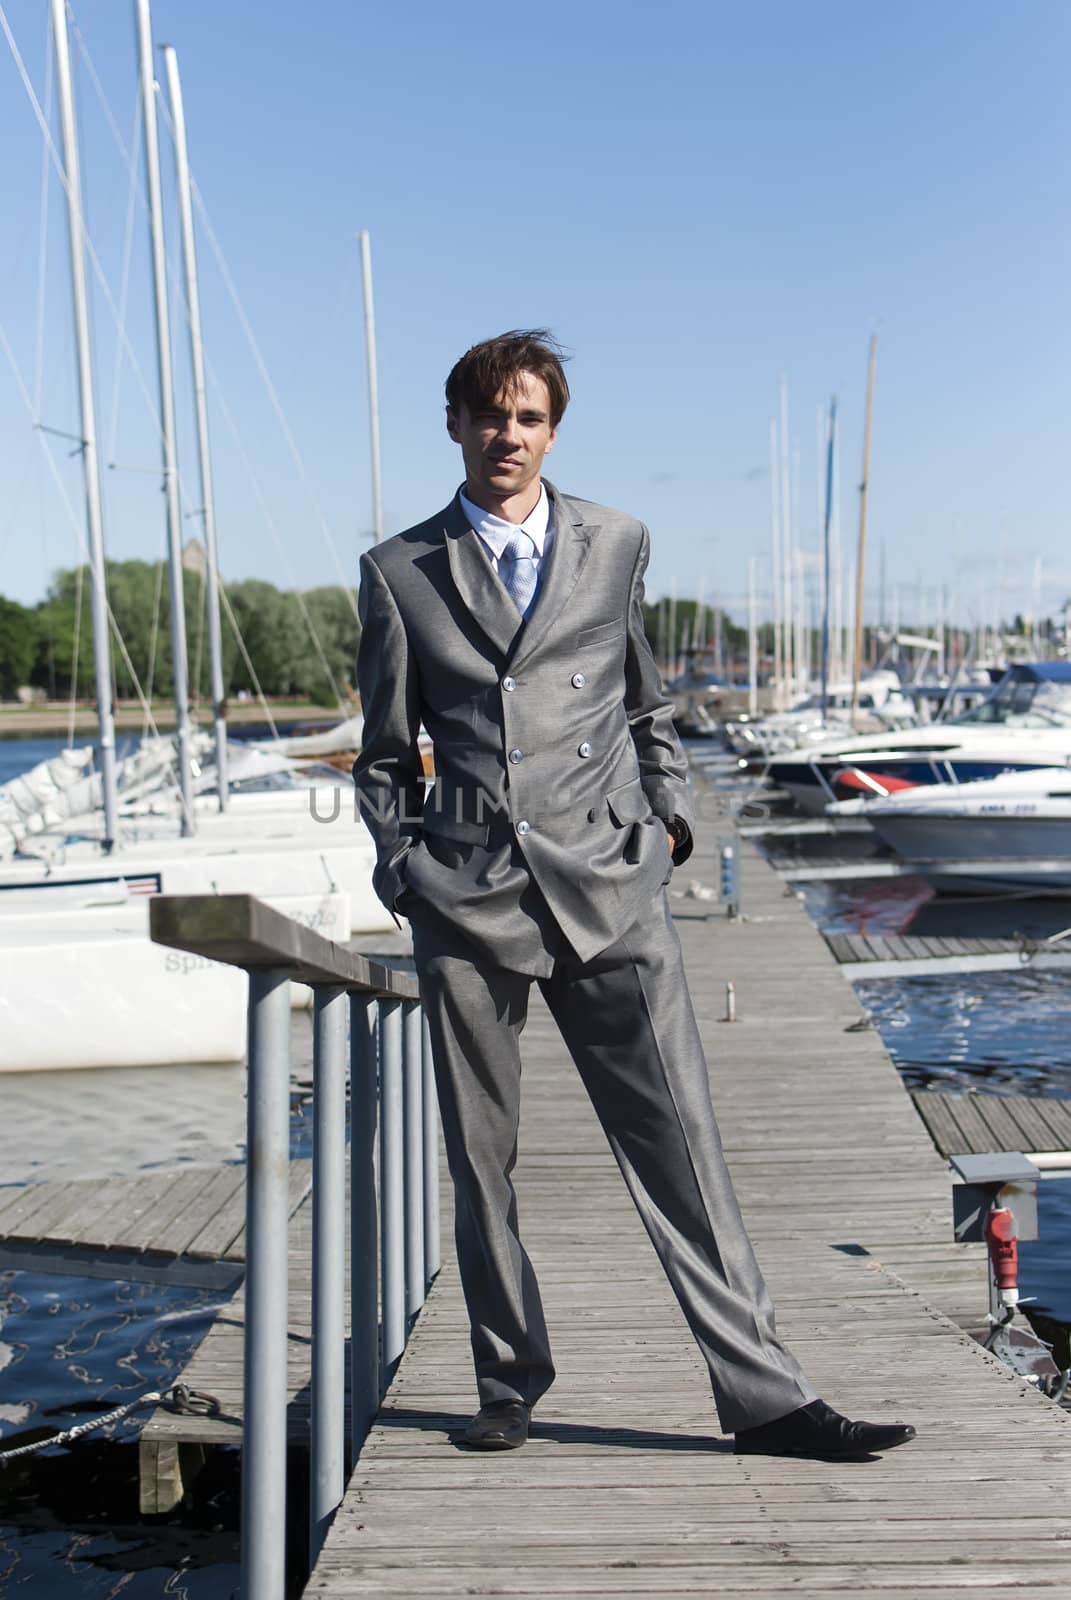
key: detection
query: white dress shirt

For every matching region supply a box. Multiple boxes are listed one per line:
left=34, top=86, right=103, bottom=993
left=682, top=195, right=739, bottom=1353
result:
left=459, top=483, right=554, bottom=581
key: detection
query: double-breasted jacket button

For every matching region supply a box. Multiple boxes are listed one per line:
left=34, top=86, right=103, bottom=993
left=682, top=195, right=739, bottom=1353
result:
left=578, top=741, right=593, bottom=758
left=502, top=676, right=516, bottom=691
left=508, top=747, right=524, bottom=764
left=571, top=672, right=586, bottom=689
left=516, top=819, right=531, bottom=835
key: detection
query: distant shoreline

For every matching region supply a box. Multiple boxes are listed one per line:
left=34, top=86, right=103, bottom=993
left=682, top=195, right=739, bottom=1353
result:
left=0, top=701, right=345, bottom=738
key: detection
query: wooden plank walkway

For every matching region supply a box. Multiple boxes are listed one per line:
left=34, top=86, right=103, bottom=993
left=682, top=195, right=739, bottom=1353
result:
left=0, top=1161, right=310, bottom=1288
left=134, top=1160, right=324, bottom=1511
left=779, top=858, right=906, bottom=882
left=825, top=929, right=1071, bottom=978
left=308, top=782, right=1071, bottom=1598
left=738, top=817, right=875, bottom=840
left=911, top=1090, right=1071, bottom=1160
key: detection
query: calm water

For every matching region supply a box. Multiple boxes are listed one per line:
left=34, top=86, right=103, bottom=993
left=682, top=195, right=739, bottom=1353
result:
left=0, top=1277, right=240, bottom=1598
left=0, top=724, right=312, bottom=790
left=0, top=728, right=323, bottom=1599
left=0, top=735, right=94, bottom=786
left=799, top=876, right=1071, bottom=1324
left=0, top=1055, right=327, bottom=1598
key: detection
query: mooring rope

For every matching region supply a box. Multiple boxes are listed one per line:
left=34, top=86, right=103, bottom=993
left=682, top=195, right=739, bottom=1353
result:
left=0, top=1383, right=220, bottom=1464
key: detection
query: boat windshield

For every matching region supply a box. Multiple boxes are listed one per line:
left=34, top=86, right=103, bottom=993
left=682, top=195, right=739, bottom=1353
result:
left=953, top=676, right=1071, bottom=729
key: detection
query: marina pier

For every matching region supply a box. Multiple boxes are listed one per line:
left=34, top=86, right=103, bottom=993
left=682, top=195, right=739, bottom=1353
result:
left=4, top=767, right=1067, bottom=1596
left=306, top=784, right=1070, bottom=1597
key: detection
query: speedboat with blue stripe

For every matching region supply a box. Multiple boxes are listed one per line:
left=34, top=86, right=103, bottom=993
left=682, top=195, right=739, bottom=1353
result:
left=765, top=662, right=1071, bottom=816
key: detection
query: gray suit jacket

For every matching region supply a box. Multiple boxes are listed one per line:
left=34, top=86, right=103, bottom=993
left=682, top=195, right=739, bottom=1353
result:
left=352, top=480, right=695, bottom=975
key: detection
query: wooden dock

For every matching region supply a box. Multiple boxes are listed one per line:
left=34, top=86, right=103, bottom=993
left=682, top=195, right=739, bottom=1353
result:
left=7, top=772, right=1068, bottom=1588
left=779, top=857, right=907, bottom=882
left=824, top=929, right=1071, bottom=978
left=0, top=1158, right=317, bottom=1514
left=0, top=1162, right=306, bottom=1289
left=306, top=796, right=1071, bottom=1596
left=138, top=1164, right=322, bottom=1514
left=910, top=1090, right=1071, bottom=1162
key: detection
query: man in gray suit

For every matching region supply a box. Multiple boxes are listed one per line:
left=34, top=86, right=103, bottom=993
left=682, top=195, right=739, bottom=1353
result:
left=353, top=330, right=914, bottom=1459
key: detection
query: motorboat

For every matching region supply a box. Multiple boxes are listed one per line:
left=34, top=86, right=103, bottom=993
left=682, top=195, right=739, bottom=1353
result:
left=724, top=672, right=915, bottom=759
left=766, top=662, right=1071, bottom=816
left=829, top=767, right=1071, bottom=896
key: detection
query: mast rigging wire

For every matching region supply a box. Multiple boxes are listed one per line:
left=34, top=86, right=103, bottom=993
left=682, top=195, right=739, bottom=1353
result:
left=0, top=314, right=191, bottom=827
left=1, top=3, right=174, bottom=461
left=68, top=13, right=353, bottom=701
left=32, top=1, right=53, bottom=422
left=6, top=3, right=350, bottom=724
left=142, top=539, right=167, bottom=729
left=66, top=15, right=360, bottom=626
left=67, top=558, right=84, bottom=748
left=105, top=91, right=143, bottom=466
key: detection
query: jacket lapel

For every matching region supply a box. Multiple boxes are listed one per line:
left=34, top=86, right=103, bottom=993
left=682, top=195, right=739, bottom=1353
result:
left=509, top=482, right=597, bottom=672
left=441, top=481, right=598, bottom=668
left=442, top=493, right=523, bottom=660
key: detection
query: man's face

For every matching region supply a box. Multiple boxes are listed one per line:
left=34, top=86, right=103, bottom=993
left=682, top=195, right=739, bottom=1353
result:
left=447, top=371, right=557, bottom=507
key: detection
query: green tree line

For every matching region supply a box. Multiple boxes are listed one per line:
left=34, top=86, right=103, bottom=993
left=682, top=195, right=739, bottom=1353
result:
left=0, top=560, right=359, bottom=705
left=641, top=599, right=747, bottom=666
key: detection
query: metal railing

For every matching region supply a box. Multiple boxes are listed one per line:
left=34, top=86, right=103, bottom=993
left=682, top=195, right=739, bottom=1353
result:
left=149, top=893, right=439, bottom=1599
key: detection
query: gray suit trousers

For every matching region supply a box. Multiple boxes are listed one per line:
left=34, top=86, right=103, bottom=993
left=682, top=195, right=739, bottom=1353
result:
left=411, top=890, right=817, bottom=1434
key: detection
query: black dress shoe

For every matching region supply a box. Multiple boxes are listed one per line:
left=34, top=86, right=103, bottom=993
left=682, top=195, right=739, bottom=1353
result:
left=735, top=1398, right=916, bottom=1460
left=461, top=1400, right=530, bottom=1450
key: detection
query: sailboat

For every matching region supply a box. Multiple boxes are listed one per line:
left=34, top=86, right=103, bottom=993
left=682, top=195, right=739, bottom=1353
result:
left=827, top=764, right=1071, bottom=896
left=0, top=2, right=390, bottom=1069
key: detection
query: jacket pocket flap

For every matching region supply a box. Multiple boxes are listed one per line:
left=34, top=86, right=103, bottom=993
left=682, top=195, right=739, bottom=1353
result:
left=576, top=620, right=626, bottom=648
left=421, top=808, right=490, bottom=845
left=605, top=778, right=651, bottom=826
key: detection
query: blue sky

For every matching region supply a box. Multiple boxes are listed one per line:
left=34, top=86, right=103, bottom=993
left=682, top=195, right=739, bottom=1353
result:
left=1, top=0, right=1069, bottom=631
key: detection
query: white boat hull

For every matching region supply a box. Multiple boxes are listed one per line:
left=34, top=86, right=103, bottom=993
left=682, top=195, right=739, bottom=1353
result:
left=0, top=934, right=247, bottom=1071
left=0, top=838, right=393, bottom=934
left=850, top=768, right=1071, bottom=896
left=0, top=890, right=350, bottom=1071
left=917, top=862, right=1071, bottom=895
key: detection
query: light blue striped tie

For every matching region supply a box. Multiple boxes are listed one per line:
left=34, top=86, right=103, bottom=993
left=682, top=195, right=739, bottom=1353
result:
left=500, top=529, right=539, bottom=617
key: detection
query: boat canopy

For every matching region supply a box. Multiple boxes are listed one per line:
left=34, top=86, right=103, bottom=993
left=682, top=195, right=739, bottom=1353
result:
left=951, top=662, right=1071, bottom=729
left=1010, top=661, right=1071, bottom=682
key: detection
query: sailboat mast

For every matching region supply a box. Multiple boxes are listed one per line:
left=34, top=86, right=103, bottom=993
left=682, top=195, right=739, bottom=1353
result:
left=769, top=417, right=783, bottom=707
left=851, top=335, right=878, bottom=724
left=780, top=380, right=793, bottom=698
left=50, top=0, right=120, bottom=851
left=819, top=397, right=836, bottom=718
left=135, top=0, right=195, bottom=834
left=358, top=230, right=384, bottom=545
left=747, top=558, right=758, bottom=718
left=162, top=44, right=227, bottom=809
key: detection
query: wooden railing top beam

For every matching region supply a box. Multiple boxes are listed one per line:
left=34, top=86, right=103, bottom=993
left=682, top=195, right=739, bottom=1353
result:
left=148, top=893, right=420, bottom=1001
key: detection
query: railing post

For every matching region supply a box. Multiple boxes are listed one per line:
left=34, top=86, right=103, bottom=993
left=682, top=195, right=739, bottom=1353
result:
left=422, top=1010, right=440, bottom=1285
left=402, top=1001, right=426, bottom=1322
left=310, top=984, right=347, bottom=1562
left=145, top=896, right=428, bottom=1592
left=349, top=993, right=379, bottom=1461
left=241, top=967, right=290, bottom=1600
left=378, top=998, right=405, bottom=1386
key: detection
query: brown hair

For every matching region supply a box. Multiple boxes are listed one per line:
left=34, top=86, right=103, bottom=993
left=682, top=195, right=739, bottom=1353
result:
left=445, top=329, right=571, bottom=428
